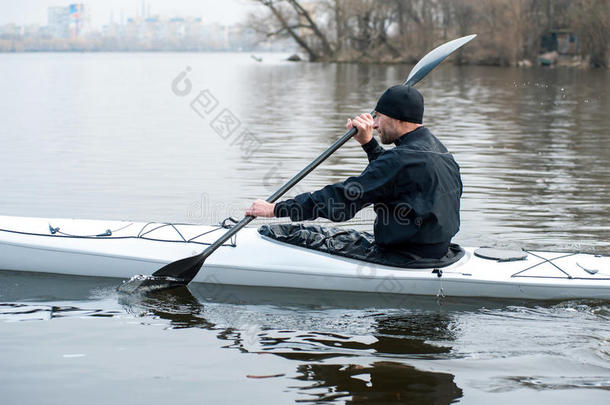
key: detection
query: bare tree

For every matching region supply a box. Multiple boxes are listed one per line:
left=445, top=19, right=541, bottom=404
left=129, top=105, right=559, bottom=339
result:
left=286, top=0, right=334, bottom=56
left=571, top=0, right=609, bottom=67
left=248, top=0, right=334, bottom=61
left=332, top=0, right=346, bottom=52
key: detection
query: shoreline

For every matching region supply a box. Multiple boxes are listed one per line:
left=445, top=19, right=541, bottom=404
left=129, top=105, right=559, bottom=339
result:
left=0, top=50, right=602, bottom=69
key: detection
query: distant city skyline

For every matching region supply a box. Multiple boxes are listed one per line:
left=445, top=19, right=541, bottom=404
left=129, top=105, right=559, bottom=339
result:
left=0, top=0, right=292, bottom=53
left=1, top=0, right=255, bottom=28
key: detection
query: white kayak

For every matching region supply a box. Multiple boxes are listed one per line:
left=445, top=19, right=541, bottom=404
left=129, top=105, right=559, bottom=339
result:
left=0, top=215, right=608, bottom=300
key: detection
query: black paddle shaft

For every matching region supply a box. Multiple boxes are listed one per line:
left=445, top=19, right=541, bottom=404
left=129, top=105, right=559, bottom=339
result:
left=143, top=34, right=477, bottom=286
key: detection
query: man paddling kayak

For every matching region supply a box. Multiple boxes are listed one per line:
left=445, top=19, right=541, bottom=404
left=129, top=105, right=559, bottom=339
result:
left=246, top=85, right=462, bottom=266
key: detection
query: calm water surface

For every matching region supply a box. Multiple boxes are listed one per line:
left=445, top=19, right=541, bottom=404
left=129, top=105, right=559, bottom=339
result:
left=1, top=53, right=609, bottom=404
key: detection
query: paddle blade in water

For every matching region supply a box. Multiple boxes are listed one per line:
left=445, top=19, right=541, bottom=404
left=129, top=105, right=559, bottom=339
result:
left=117, top=274, right=188, bottom=294
left=117, top=254, right=204, bottom=293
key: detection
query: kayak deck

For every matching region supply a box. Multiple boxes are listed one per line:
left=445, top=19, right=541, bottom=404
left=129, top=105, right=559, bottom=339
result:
left=0, top=215, right=609, bottom=300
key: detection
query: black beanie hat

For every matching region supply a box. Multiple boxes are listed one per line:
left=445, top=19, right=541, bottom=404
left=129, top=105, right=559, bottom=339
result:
left=374, top=85, right=424, bottom=124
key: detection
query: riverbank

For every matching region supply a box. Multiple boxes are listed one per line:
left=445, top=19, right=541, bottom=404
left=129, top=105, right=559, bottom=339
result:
left=0, top=47, right=602, bottom=70
left=284, top=52, right=599, bottom=69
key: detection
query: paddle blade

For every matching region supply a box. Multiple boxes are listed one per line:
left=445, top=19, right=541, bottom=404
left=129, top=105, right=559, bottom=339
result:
left=152, top=253, right=205, bottom=280
left=405, top=34, right=476, bottom=87
left=117, top=254, right=204, bottom=294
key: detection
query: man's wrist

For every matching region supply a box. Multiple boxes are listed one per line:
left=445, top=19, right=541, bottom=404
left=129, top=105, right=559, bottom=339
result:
left=273, top=201, right=284, bottom=217
left=357, top=136, right=373, bottom=145
left=361, top=137, right=379, bottom=151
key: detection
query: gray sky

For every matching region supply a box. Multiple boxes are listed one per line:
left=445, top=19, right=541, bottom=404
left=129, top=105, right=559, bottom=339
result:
left=1, top=0, right=257, bottom=27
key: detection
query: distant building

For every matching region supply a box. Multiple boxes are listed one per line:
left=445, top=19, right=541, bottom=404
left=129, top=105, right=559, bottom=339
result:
left=48, top=4, right=87, bottom=39
left=48, top=6, right=69, bottom=38
left=2, top=5, right=278, bottom=52
left=69, top=4, right=86, bottom=38
left=0, top=23, right=22, bottom=38
left=541, top=30, right=578, bottom=55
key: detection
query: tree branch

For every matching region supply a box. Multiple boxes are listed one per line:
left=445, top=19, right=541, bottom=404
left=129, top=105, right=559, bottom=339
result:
left=285, top=0, right=335, bottom=56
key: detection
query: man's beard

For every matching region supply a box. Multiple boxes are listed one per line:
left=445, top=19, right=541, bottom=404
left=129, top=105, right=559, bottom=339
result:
left=379, top=130, right=397, bottom=145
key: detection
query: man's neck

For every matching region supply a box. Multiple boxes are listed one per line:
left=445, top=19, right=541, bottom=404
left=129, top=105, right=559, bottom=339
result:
left=397, top=122, right=423, bottom=134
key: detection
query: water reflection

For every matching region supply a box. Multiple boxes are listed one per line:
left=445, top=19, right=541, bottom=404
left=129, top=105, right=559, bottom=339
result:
left=293, top=362, right=462, bottom=404
left=123, top=286, right=214, bottom=330
left=121, top=283, right=462, bottom=360
left=0, top=270, right=118, bottom=302
left=124, top=285, right=463, bottom=403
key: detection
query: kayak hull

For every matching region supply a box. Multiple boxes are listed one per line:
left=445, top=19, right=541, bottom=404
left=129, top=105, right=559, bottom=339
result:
left=1, top=215, right=609, bottom=300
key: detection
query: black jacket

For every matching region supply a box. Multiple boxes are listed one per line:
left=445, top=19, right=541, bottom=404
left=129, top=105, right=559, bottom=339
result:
left=274, top=127, right=462, bottom=258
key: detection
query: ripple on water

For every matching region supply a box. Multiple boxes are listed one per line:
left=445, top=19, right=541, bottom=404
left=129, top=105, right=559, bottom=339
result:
left=0, top=302, right=124, bottom=322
